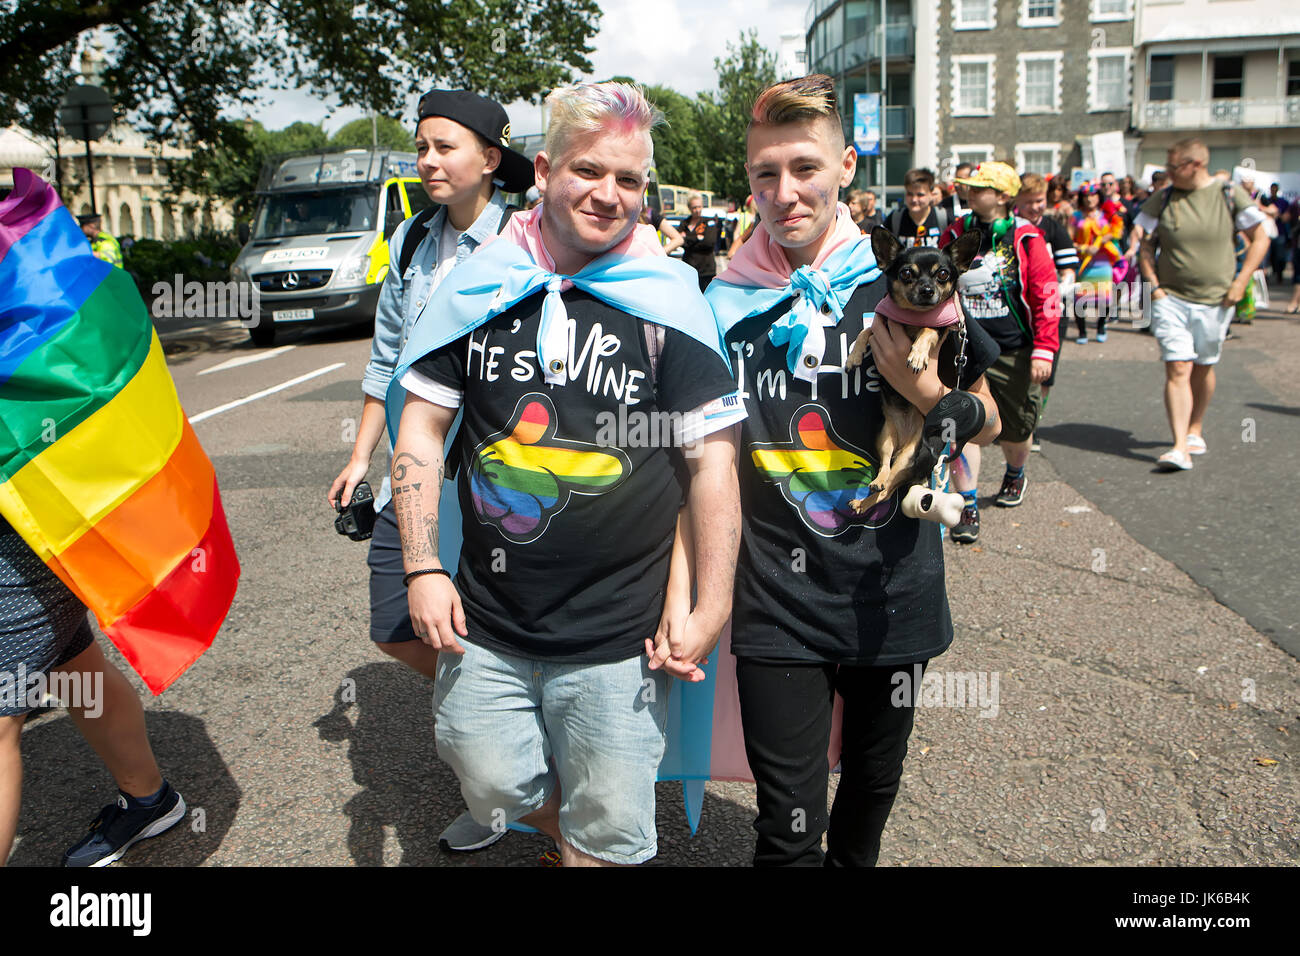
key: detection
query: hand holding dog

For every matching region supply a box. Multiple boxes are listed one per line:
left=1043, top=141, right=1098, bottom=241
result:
left=869, top=316, right=946, bottom=413
left=408, top=574, right=468, bottom=654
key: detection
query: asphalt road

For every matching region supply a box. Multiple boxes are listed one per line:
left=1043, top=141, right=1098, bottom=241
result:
left=11, top=305, right=1298, bottom=867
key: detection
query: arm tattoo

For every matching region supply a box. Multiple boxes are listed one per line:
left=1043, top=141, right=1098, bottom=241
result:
left=392, top=452, right=428, bottom=481
left=423, top=513, right=439, bottom=561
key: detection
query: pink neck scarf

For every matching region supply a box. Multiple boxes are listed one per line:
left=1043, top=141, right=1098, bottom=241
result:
left=715, top=203, right=864, bottom=290
left=873, top=295, right=964, bottom=328
left=489, top=203, right=665, bottom=287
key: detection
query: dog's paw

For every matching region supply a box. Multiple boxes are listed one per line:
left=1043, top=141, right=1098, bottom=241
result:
left=907, top=350, right=929, bottom=374
left=849, top=496, right=868, bottom=514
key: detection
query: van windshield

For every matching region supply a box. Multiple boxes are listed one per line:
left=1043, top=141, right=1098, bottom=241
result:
left=252, top=187, right=378, bottom=239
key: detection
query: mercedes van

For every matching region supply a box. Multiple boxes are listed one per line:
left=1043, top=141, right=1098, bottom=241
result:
left=230, top=149, right=430, bottom=346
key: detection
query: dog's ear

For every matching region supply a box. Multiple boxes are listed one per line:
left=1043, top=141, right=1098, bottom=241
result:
left=947, top=228, right=982, bottom=274
left=871, top=226, right=903, bottom=271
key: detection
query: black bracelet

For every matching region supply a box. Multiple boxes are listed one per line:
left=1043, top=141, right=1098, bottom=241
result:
left=403, top=568, right=451, bottom=587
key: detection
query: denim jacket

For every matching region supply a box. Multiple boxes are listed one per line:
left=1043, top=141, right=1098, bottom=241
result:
left=363, top=188, right=511, bottom=513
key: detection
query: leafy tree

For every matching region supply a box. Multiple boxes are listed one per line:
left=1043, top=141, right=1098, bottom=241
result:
left=1, top=0, right=601, bottom=157
left=642, top=84, right=707, bottom=190
left=329, top=115, right=415, bottom=151
left=696, top=30, right=777, bottom=204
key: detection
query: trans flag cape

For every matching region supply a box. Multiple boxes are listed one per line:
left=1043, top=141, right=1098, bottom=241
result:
left=0, top=169, right=238, bottom=693
left=384, top=205, right=740, bottom=832
left=676, top=207, right=884, bottom=824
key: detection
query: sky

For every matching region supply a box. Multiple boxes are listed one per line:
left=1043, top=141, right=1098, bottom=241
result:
left=239, top=0, right=808, bottom=136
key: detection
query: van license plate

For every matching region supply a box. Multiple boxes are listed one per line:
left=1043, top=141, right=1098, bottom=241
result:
left=272, top=309, right=314, bottom=322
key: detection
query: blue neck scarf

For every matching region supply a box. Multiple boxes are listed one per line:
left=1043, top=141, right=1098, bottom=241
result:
left=386, top=237, right=729, bottom=441
left=705, top=236, right=880, bottom=382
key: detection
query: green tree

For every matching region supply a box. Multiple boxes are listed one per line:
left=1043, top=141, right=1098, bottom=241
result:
left=696, top=30, right=777, bottom=204
left=329, top=115, right=415, bottom=151
left=642, top=84, right=707, bottom=189
left=1, top=0, right=601, bottom=157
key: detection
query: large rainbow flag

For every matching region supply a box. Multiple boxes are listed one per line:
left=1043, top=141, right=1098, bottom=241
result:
left=0, top=168, right=238, bottom=693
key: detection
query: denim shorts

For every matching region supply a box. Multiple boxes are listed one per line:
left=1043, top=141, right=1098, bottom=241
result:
left=366, top=505, right=418, bottom=644
left=433, top=639, right=671, bottom=864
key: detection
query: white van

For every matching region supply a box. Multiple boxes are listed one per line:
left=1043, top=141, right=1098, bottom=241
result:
left=230, top=149, right=429, bottom=346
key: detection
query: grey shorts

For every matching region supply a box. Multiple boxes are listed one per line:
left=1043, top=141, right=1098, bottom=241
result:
left=0, top=520, right=94, bottom=717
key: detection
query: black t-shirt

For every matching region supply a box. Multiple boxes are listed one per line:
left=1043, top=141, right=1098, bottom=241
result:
left=413, top=288, right=737, bottom=663
left=725, top=278, right=1000, bottom=665
left=956, top=217, right=1029, bottom=353
left=888, top=207, right=947, bottom=248
left=856, top=211, right=883, bottom=234
left=1035, top=214, right=1077, bottom=276
left=680, top=217, right=721, bottom=275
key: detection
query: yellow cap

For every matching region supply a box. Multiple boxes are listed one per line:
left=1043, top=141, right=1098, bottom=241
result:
left=955, top=161, right=1021, bottom=197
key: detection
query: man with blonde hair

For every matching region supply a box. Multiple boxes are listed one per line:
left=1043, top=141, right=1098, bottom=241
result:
left=386, top=82, right=744, bottom=866
left=704, top=75, right=1001, bottom=866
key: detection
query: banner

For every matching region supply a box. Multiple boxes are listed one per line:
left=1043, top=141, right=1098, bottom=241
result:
left=853, top=93, right=881, bottom=157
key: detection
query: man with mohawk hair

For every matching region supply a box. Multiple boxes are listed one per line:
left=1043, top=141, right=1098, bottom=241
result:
left=386, top=82, right=744, bottom=866
left=701, top=75, right=1002, bottom=866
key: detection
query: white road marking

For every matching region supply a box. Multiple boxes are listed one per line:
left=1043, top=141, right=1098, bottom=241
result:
left=198, top=345, right=296, bottom=376
left=189, top=363, right=345, bottom=424
left=157, top=320, right=244, bottom=338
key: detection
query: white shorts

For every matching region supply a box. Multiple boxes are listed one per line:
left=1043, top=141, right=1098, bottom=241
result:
left=1151, top=293, right=1232, bottom=365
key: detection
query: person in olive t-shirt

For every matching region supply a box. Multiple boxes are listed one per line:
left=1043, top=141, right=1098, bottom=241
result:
left=1134, top=138, right=1270, bottom=472
left=703, top=76, right=1001, bottom=868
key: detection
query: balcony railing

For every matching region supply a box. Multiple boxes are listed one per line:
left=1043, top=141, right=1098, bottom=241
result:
left=885, top=105, right=913, bottom=139
left=1139, top=96, right=1300, bottom=131
left=813, top=23, right=915, bottom=75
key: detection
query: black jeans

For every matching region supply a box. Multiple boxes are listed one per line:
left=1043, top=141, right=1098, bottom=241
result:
left=735, top=657, right=927, bottom=867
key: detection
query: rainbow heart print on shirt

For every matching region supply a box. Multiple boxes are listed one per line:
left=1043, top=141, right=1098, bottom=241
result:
left=750, top=404, right=895, bottom=535
left=468, top=393, right=631, bottom=544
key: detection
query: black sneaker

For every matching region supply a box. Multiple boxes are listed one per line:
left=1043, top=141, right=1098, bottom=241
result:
left=63, top=782, right=186, bottom=867
left=995, top=472, right=1027, bottom=507
left=950, top=505, right=980, bottom=543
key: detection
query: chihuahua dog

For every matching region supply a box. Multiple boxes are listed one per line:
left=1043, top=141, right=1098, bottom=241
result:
left=844, top=226, right=982, bottom=521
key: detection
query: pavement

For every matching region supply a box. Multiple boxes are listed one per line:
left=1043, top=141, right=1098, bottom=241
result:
left=11, top=297, right=1299, bottom=867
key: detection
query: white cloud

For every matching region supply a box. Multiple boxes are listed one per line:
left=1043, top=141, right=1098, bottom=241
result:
left=238, top=0, right=807, bottom=135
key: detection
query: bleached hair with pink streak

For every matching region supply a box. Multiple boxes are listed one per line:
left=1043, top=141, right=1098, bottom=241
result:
left=544, top=82, right=664, bottom=167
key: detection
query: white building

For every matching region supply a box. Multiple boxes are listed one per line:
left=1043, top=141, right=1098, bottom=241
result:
left=779, top=29, right=809, bottom=79
left=1132, top=0, right=1300, bottom=175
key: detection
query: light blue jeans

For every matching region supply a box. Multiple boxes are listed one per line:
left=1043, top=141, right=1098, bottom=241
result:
left=434, top=639, right=671, bottom=864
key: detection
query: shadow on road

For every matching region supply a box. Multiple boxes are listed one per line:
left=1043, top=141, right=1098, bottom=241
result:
left=13, top=710, right=238, bottom=866
left=1245, top=402, right=1300, bottom=418
left=1036, top=422, right=1167, bottom=463
left=314, top=662, right=449, bottom=866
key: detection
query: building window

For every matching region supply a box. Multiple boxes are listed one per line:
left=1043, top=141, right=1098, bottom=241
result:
left=1090, top=0, right=1132, bottom=21
left=1016, top=143, right=1060, bottom=175
left=1018, top=52, right=1062, bottom=114
left=1019, top=0, right=1061, bottom=28
left=953, top=55, right=995, bottom=116
left=1289, top=59, right=1300, bottom=96
left=1148, top=54, right=1175, bottom=102
left=951, top=145, right=995, bottom=169
left=1212, top=55, right=1243, bottom=99
left=1089, top=49, right=1130, bottom=111
left=954, top=0, right=995, bottom=30
left=134, top=156, right=153, bottom=176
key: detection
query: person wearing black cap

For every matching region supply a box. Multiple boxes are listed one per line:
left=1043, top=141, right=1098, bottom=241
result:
left=327, top=88, right=533, bottom=856
left=78, top=213, right=123, bottom=268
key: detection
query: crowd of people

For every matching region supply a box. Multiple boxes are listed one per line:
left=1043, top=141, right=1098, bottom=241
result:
left=2, top=69, right=1290, bottom=870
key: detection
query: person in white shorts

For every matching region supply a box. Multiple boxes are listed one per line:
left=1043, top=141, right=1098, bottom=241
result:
left=1135, top=138, right=1270, bottom=472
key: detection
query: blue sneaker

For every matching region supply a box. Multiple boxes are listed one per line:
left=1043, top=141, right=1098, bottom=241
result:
left=63, top=782, right=185, bottom=867
left=1096, top=332, right=1108, bottom=343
